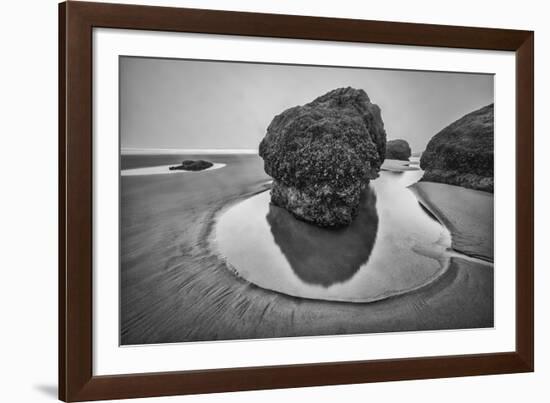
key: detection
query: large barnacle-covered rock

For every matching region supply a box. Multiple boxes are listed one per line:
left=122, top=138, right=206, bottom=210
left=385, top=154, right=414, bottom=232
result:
left=420, top=104, right=494, bottom=193
left=259, top=87, right=387, bottom=227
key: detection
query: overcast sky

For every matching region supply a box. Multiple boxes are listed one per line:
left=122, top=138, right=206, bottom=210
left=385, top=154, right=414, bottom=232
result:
left=120, top=56, right=493, bottom=153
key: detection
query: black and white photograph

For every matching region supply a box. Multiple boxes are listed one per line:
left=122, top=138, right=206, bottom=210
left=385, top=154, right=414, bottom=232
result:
left=1, top=0, right=544, bottom=401
left=119, top=56, right=494, bottom=345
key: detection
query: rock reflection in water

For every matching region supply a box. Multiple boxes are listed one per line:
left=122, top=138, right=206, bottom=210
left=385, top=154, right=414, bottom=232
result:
left=266, top=188, right=378, bottom=287
left=215, top=170, right=452, bottom=302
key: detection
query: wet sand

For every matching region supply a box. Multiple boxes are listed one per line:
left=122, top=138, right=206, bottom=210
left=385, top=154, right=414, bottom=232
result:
left=410, top=182, right=493, bottom=261
left=121, top=154, right=493, bottom=345
left=380, top=158, right=420, bottom=172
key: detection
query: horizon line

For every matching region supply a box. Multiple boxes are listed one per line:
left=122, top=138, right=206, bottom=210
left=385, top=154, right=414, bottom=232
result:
left=122, top=147, right=259, bottom=155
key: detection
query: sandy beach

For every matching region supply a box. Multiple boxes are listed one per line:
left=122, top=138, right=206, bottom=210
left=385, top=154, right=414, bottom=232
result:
left=410, top=182, right=494, bottom=261
left=121, top=154, right=493, bottom=345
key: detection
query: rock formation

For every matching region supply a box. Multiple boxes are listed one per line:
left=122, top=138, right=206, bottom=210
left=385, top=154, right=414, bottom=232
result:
left=259, top=87, right=386, bottom=227
left=385, top=139, right=411, bottom=161
left=420, top=104, right=494, bottom=193
left=169, top=160, right=213, bottom=171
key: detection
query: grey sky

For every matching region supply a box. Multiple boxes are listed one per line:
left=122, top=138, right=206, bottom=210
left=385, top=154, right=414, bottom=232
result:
left=120, top=56, right=493, bottom=153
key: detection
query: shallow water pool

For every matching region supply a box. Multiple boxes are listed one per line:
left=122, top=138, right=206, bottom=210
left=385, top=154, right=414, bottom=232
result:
left=215, top=170, right=452, bottom=302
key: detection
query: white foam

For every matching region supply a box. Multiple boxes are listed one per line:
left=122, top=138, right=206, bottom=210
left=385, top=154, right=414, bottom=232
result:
left=121, top=163, right=225, bottom=176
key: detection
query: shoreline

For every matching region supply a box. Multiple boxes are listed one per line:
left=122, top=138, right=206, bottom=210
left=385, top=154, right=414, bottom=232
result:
left=120, top=157, right=493, bottom=345
left=380, top=158, right=420, bottom=172
left=209, top=187, right=454, bottom=305
left=409, top=181, right=494, bottom=262
left=121, top=162, right=226, bottom=176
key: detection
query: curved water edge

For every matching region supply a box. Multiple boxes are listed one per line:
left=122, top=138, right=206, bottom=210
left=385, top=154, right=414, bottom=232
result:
left=121, top=162, right=226, bottom=176
left=409, top=182, right=494, bottom=264
left=212, top=170, right=459, bottom=303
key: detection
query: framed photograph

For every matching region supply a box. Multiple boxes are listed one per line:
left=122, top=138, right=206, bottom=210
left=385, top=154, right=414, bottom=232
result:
left=59, top=1, right=534, bottom=401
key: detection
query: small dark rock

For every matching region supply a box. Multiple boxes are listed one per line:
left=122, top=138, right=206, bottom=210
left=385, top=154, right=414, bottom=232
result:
left=169, top=160, right=213, bottom=171
left=385, top=139, right=411, bottom=161
left=259, top=87, right=387, bottom=227
left=420, top=104, right=493, bottom=192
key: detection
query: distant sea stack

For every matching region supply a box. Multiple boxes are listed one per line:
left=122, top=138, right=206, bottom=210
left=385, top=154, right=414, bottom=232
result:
left=420, top=104, right=494, bottom=193
left=169, top=160, right=213, bottom=171
left=259, top=87, right=387, bottom=227
left=385, top=139, right=411, bottom=161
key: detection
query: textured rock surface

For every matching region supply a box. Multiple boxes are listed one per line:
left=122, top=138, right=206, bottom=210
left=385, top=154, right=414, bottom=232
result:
left=420, top=104, right=494, bottom=193
left=259, top=87, right=387, bottom=227
left=169, top=160, right=213, bottom=171
left=385, top=139, right=411, bottom=161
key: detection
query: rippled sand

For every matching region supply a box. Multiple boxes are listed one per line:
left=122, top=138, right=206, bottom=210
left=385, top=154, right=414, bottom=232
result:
left=120, top=154, right=493, bottom=345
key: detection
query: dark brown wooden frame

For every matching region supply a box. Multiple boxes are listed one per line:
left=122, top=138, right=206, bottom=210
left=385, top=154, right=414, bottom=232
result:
left=59, top=1, right=534, bottom=401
